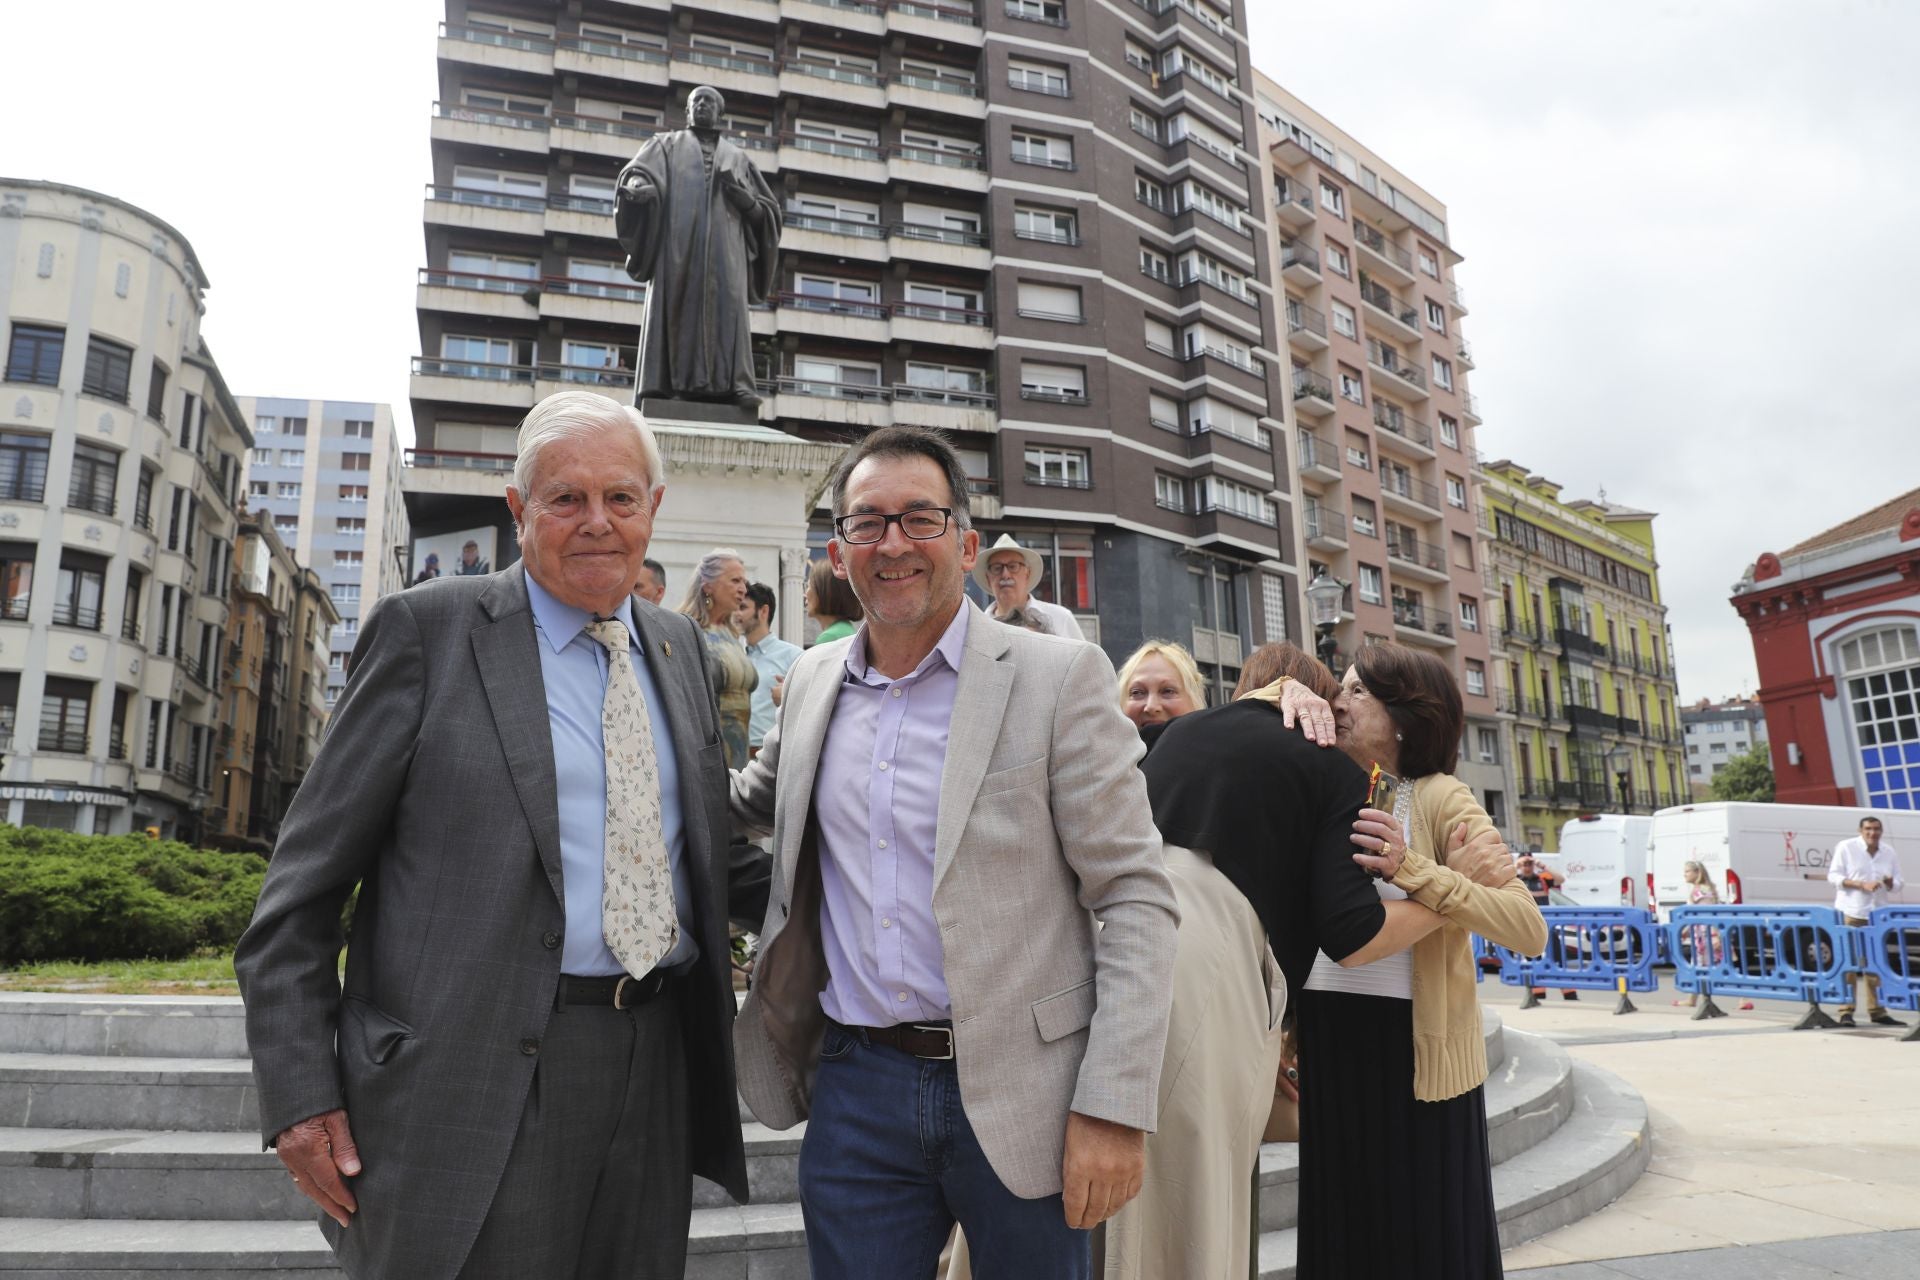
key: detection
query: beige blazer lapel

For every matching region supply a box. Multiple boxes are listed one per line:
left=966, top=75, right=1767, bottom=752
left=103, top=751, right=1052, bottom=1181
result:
left=933, top=616, right=1014, bottom=891
left=774, top=643, right=849, bottom=900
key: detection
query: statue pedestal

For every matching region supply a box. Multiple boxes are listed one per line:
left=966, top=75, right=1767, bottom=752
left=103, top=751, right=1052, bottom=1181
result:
left=640, top=397, right=760, bottom=426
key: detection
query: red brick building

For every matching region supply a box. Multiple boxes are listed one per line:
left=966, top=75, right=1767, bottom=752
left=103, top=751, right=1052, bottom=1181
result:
left=1730, top=487, right=1920, bottom=808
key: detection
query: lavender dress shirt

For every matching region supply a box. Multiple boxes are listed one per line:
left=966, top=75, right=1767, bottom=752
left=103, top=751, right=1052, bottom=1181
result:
left=812, top=602, right=971, bottom=1026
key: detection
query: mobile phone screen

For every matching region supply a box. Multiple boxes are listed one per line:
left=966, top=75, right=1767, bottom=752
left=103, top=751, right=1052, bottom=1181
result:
left=1367, top=763, right=1400, bottom=812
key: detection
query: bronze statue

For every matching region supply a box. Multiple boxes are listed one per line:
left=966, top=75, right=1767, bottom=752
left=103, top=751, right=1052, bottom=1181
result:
left=615, top=85, right=781, bottom=411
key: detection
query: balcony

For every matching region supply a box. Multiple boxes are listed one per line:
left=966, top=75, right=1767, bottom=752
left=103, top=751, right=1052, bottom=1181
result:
left=51, top=603, right=102, bottom=631
left=1460, top=390, right=1482, bottom=423
left=1298, top=432, right=1341, bottom=483
left=410, top=357, right=538, bottom=409
left=1366, top=339, right=1428, bottom=400
left=1351, top=218, right=1415, bottom=286
left=554, top=35, right=670, bottom=88
left=37, top=728, right=89, bottom=755
left=1555, top=626, right=1609, bottom=661
left=1450, top=282, right=1470, bottom=314
left=1291, top=365, right=1335, bottom=417
left=1458, top=338, right=1476, bottom=369
left=406, top=447, right=516, bottom=474
left=1279, top=239, right=1321, bottom=285
left=1358, top=275, right=1422, bottom=342
left=1562, top=701, right=1613, bottom=731
left=1371, top=404, right=1434, bottom=456
left=1303, top=504, right=1348, bottom=548
left=890, top=301, right=994, bottom=349
left=668, top=47, right=779, bottom=101
left=1272, top=177, right=1315, bottom=230
left=430, top=102, right=549, bottom=154
left=1391, top=599, right=1455, bottom=645
left=416, top=267, right=536, bottom=320
left=892, top=384, right=995, bottom=434
left=1005, top=1, right=1067, bottom=26
left=438, top=22, right=554, bottom=76
left=1379, top=469, right=1442, bottom=517
left=773, top=291, right=889, bottom=343
left=1285, top=299, right=1328, bottom=352
left=890, top=1, right=985, bottom=39
left=783, top=58, right=887, bottom=110
left=1386, top=532, right=1449, bottom=582
left=1502, top=617, right=1545, bottom=647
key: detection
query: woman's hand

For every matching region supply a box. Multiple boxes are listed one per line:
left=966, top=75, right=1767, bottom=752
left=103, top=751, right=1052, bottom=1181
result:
left=1350, top=807, right=1407, bottom=879
left=1277, top=1029, right=1301, bottom=1103
left=1445, top=823, right=1515, bottom=887
left=1277, top=680, right=1336, bottom=746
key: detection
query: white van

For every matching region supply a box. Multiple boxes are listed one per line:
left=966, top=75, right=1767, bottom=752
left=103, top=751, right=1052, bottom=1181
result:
left=1648, top=801, right=1920, bottom=920
left=1555, top=814, right=1653, bottom=910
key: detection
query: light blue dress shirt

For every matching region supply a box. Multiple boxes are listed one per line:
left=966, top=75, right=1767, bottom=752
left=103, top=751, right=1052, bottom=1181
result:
left=745, top=633, right=803, bottom=747
left=526, top=574, right=697, bottom=977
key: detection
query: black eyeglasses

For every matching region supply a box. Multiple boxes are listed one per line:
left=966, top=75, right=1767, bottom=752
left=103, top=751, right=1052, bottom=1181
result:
left=833, top=508, right=954, bottom=545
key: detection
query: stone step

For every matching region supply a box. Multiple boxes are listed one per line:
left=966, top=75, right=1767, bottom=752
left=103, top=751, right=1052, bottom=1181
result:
left=0, top=1122, right=802, bottom=1221
left=0, top=1206, right=808, bottom=1279
left=0, top=997, right=251, bottom=1061
left=1255, top=1059, right=1650, bottom=1279
left=0, top=1055, right=259, bottom=1134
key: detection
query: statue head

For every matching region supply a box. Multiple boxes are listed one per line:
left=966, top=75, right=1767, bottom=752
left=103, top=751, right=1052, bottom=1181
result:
left=687, top=86, right=725, bottom=130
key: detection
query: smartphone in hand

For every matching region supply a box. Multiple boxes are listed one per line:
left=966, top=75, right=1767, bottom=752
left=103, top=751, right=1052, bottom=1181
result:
left=1367, top=763, right=1401, bottom=813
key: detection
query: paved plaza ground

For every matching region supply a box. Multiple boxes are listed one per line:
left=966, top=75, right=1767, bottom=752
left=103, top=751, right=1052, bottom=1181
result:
left=1476, top=974, right=1920, bottom=1275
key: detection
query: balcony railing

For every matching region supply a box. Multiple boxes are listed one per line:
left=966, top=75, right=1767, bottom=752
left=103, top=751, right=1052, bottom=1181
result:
left=891, top=221, right=989, bottom=247
left=1274, top=178, right=1313, bottom=218
left=1280, top=240, right=1320, bottom=274
left=672, top=47, right=777, bottom=77
left=0, top=597, right=29, bottom=622
left=38, top=728, right=88, bottom=755
left=775, top=291, right=887, bottom=320
left=1391, top=599, right=1452, bottom=636
left=891, top=144, right=986, bottom=170
left=1303, top=505, right=1347, bottom=541
left=894, top=71, right=980, bottom=97
left=894, top=384, right=994, bottom=408
left=788, top=59, right=883, bottom=88
left=1381, top=470, right=1441, bottom=509
left=122, top=617, right=141, bottom=643
left=1502, top=618, right=1545, bottom=645
left=892, top=0, right=980, bottom=23
left=418, top=267, right=534, bottom=295
left=440, top=22, right=554, bottom=53
left=1019, top=387, right=1090, bottom=405
left=405, top=447, right=516, bottom=473
left=1190, top=418, right=1272, bottom=449
left=1292, top=365, right=1334, bottom=403
left=1372, top=404, right=1433, bottom=449
left=1555, top=627, right=1609, bottom=660
left=542, top=275, right=646, bottom=303
left=1386, top=532, right=1446, bottom=573
left=1013, top=225, right=1081, bottom=246
left=893, top=301, right=990, bottom=325
left=425, top=184, right=547, bottom=213
left=1005, top=1, right=1068, bottom=25
left=1359, top=276, right=1421, bottom=330
left=771, top=376, right=892, bottom=402
left=539, top=363, right=632, bottom=388
left=1367, top=340, right=1426, bottom=388
left=1351, top=219, right=1414, bottom=271
left=787, top=212, right=887, bottom=239
left=433, top=102, right=549, bottom=132
left=51, top=603, right=102, bottom=631
left=557, top=35, right=668, bottom=64
left=411, top=357, right=537, bottom=383
left=1299, top=432, right=1338, bottom=472
left=1025, top=472, right=1091, bottom=490
left=1286, top=299, right=1327, bottom=341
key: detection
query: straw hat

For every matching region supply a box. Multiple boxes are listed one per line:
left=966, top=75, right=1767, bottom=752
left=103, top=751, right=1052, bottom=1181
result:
left=971, top=533, right=1045, bottom=593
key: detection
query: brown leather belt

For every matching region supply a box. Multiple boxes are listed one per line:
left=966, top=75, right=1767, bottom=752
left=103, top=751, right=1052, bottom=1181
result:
left=838, top=1019, right=955, bottom=1061
left=556, top=971, right=673, bottom=1010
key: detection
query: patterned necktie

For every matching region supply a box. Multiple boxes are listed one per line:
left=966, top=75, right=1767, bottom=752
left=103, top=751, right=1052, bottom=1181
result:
left=584, top=618, right=678, bottom=977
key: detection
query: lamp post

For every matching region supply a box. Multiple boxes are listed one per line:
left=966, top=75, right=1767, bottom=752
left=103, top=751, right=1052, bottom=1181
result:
left=1606, top=743, right=1633, bottom=813
left=1305, top=569, right=1347, bottom=672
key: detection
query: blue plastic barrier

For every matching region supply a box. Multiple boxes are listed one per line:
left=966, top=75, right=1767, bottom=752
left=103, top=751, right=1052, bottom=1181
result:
left=1489, top=908, right=1660, bottom=1009
left=1471, top=932, right=1494, bottom=982
left=1856, top=907, right=1920, bottom=1036
left=1667, top=906, right=1856, bottom=1015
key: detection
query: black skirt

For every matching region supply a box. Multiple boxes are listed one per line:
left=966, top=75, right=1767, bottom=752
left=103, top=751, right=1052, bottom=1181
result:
left=1294, top=989, right=1502, bottom=1280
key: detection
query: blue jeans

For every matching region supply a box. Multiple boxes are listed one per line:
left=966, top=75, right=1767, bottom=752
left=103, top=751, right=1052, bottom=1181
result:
left=798, top=1022, right=1091, bottom=1280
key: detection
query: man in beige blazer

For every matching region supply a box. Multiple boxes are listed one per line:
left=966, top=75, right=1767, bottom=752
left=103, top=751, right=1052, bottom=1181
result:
left=730, top=426, right=1178, bottom=1279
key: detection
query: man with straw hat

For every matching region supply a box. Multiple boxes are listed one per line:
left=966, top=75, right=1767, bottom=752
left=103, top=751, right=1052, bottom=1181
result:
left=973, top=533, right=1086, bottom=640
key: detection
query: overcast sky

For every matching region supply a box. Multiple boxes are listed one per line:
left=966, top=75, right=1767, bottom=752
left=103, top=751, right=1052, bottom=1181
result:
left=8, top=1, right=1917, bottom=701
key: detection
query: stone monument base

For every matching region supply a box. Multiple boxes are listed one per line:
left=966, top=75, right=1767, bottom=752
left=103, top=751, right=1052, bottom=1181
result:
left=640, top=397, right=760, bottom=425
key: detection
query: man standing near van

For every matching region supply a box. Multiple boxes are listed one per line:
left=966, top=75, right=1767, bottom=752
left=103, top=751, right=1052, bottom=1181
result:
left=1830, top=816, right=1906, bottom=1027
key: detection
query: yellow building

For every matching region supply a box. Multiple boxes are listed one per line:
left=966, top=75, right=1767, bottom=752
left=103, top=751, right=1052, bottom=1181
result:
left=1479, top=461, right=1684, bottom=852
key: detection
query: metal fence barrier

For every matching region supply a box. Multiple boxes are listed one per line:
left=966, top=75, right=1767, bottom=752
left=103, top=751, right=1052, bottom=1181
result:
left=1667, top=905, right=1857, bottom=1027
left=1485, top=907, right=1660, bottom=1014
left=1856, top=906, right=1920, bottom=1042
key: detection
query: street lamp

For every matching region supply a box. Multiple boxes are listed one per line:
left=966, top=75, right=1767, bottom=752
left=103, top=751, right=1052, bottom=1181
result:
left=1305, top=569, right=1347, bottom=671
left=1606, top=743, right=1633, bottom=813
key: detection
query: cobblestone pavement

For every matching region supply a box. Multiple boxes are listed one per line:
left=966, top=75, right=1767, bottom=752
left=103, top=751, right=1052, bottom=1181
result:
left=1510, top=1227, right=1920, bottom=1277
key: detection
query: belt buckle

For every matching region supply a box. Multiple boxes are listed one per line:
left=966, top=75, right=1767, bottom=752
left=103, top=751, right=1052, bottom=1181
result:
left=613, top=975, right=634, bottom=1010
left=915, top=1023, right=954, bottom=1061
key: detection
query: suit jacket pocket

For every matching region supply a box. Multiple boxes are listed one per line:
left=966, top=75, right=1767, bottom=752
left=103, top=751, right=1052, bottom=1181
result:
left=341, top=995, right=415, bottom=1066
left=1031, top=978, right=1097, bottom=1042
left=977, top=756, right=1048, bottom=797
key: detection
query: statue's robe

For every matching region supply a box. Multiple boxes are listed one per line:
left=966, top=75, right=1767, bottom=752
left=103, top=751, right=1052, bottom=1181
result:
left=615, top=129, right=781, bottom=405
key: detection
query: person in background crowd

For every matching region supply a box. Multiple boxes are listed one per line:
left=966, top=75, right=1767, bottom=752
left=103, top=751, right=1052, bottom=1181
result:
left=1281, top=643, right=1546, bottom=1280
left=805, top=554, right=862, bottom=646
left=738, top=581, right=800, bottom=756
left=456, top=538, right=490, bottom=575
left=410, top=551, right=439, bottom=586
left=1673, top=860, right=1722, bottom=1009
left=677, top=549, right=758, bottom=771
left=633, top=556, right=667, bottom=605
left=1515, top=854, right=1577, bottom=1001
left=234, top=391, right=770, bottom=1279
left=1830, top=815, right=1906, bottom=1027
left=1116, top=641, right=1207, bottom=728
left=730, top=426, right=1177, bottom=1280
left=972, top=532, right=1086, bottom=641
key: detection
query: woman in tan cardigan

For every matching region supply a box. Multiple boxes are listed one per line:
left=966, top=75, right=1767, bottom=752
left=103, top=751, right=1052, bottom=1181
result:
left=1293, top=643, right=1546, bottom=1279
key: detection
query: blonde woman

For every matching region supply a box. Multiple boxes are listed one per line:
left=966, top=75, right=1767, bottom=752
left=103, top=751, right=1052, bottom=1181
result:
left=1116, top=641, right=1208, bottom=727
left=1674, top=860, right=1722, bottom=1008
left=677, top=549, right=757, bottom=770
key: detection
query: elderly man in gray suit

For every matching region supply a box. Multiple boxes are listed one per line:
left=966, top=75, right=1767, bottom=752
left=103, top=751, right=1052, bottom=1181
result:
left=236, top=391, right=769, bottom=1279
left=730, top=426, right=1179, bottom=1278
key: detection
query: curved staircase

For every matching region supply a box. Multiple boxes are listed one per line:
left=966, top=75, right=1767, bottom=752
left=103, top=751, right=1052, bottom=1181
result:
left=0, top=996, right=1645, bottom=1278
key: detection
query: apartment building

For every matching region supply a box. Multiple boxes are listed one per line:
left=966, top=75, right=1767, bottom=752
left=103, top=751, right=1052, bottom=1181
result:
left=1680, top=697, right=1768, bottom=796
left=236, top=396, right=406, bottom=708
left=410, top=0, right=1300, bottom=675
left=1252, top=77, right=1507, bottom=819
left=1480, top=460, right=1684, bottom=852
left=0, top=179, right=251, bottom=840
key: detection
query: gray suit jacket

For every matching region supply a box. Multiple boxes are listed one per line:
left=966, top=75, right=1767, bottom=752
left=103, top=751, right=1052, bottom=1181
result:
left=730, top=615, right=1179, bottom=1199
left=235, top=566, right=768, bottom=1280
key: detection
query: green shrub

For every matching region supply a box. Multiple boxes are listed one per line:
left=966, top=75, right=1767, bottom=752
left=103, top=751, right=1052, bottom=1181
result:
left=0, top=826, right=267, bottom=965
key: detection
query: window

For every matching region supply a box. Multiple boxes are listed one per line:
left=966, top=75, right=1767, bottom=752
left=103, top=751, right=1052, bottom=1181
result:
left=146, top=363, right=168, bottom=421
left=339, top=484, right=368, bottom=502
left=1331, top=300, right=1357, bottom=339
left=1344, top=429, right=1371, bottom=470
left=1460, top=597, right=1481, bottom=632
left=276, top=481, right=302, bottom=499
left=1134, top=173, right=1167, bottom=211
left=1139, top=244, right=1170, bottom=282
left=251, top=448, right=272, bottom=466
left=1324, top=241, right=1350, bottom=278
left=903, top=363, right=987, bottom=395
left=1019, top=362, right=1087, bottom=402
left=340, top=453, right=372, bottom=472
left=1840, top=625, right=1920, bottom=811
left=1201, top=477, right=1275, bottom=524
left=1006, top=0, right=1066, bottom=23
left=1024, top=446, right=1091, bottom=489
left=1452, top=532, right=1476, bottom=570
left=5, top=324, right=64, bottom=385
left=1339, top=367, right=1365, bottom=404
left=1154, top=472, right=1187, bottom=512
left=1144, top=316, right=1176, bottom=356
left=1318, top=181, right=1345, bottom=217
left=82, top=336, right=134, bottom=403
left=1438, top=414, right=1460, bottom=449
left=279, top=449, right=305, bottom=467
left=335, top=551, right=364, bottom=567
left=1445, top=474, right=1467, bottom=508
left=54, top=551, right=107, bottom=630
left=1177, top=250, right=1248, bottom=300
left=1432, top=355, right=1454, bottom=390
left=1476, top=727, right=1500, bottom=763
left=329, top=582, right=361, bottom=605
left=1188, top=397, right=1263, bottom=444
left=1351, top=496, right=1378, bottom=538
left=453, top=165, right=547, bottom=198
left=1709, top=742, right=1729, bottom=755
left=342, top=419, right=374, bottom=439
left=67, top=441, right=119, bottom=516
left=0, top=432, right=51, bottom=502
left=1016, top=281, right=1083, bottom=322
left=337, top=517, right=366, bottom=535
left=1008, top=58, right=1069, bottom=96
left=1014, top=205, right=1078, bottom=244
left=1124, top=38, right=1153, bottom=72
left=330, top=650, right=349, bottom=673
left=1181, top=324, right=1253, bottom=371
left=1358, top=564, right=1384, bottom=605
left=1418, top=248, right=1440, bottom=277
left=39, top=676, right=93, bottom=754
left=1010, top=131, right=1073, bottom=168
left=255, top=415, right=276, bottom=435
left=1426, top=299, right=1447, bottom=332
left=1148, top=391, right=1180, bottom=430
left=1129, top=106, right=1160, bottom=140
left=133, top=468, right=154, bottom=530
left=791, top=357, right=882, bottom=394
left=275, top=518, right=299, bottom=538
left=1, top=542, right=33, bottom=621
left=280, top=417, right=308, bottom=437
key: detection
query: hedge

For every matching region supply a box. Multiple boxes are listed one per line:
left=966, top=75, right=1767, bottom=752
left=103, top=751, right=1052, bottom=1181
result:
left=0, top=825, right=266, bottom=965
